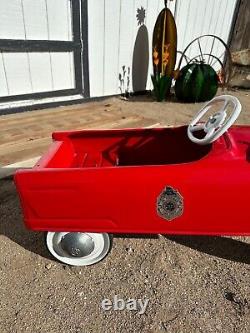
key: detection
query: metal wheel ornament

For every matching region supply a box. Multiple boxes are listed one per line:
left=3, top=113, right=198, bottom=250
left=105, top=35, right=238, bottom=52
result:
left=46, top=232, right=111, bottom=266
left=176, top=34, right=232, bottom=88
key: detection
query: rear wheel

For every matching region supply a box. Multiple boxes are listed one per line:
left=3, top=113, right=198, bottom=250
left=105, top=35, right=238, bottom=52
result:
left=46, top=232, right=111, bottom=266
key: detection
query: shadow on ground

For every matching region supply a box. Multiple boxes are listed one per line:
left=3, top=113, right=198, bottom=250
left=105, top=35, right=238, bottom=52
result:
left=0, top=179, right=52, bottom=260
left=164, top=235, right=250, bottom=265
left=0, top=179, right=249, bottom=264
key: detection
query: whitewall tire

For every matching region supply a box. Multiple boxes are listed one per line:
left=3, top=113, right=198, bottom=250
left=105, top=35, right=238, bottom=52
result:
left=46, top=232, right=111, bottom=266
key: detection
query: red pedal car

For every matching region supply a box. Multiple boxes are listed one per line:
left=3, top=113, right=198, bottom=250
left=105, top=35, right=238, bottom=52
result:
left=15, top=95, right=250, bottom=266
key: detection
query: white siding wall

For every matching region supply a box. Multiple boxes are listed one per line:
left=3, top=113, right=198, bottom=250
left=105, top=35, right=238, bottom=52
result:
left=88, top=0, right=238, bottom=97
left=0, top=0, right=238, bottom=100
left=175, top=0, right=237, bottom=70
left=88, top=0, right=174, bottom=97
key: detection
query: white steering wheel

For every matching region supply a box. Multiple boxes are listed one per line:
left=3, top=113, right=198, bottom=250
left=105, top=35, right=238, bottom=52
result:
left=187, top=95, right=242, bottom=145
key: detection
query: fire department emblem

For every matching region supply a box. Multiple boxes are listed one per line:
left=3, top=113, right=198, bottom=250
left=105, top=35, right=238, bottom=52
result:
left=157, top=186, right=183, bottom=221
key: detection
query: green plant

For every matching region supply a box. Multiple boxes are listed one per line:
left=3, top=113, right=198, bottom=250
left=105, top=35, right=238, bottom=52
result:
left=151, top=74, right=172, bottom=101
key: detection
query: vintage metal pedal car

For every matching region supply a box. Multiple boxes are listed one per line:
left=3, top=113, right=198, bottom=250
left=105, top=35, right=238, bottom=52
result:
left=15, top=95, right=250, bottom=266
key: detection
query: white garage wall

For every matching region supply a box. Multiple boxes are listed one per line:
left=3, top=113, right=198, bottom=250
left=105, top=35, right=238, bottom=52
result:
left=175, top=0, right=237, bottom=71
left=88, top=0, right=174, bottom=97
left=0, top=0, right=74, bottom=97
left=0, top=0, right=238, bottom=101
left=88, top=0, right=238, bottom=97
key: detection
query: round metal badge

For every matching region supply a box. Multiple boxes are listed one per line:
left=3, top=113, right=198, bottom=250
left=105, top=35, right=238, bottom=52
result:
left=157, top=186, right=183, bottom=221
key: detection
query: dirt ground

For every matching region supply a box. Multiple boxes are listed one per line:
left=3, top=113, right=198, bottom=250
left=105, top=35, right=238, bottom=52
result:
left=0, top=90, right=250, bottom=333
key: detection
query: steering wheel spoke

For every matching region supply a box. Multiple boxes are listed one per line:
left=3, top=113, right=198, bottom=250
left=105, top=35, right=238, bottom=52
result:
left=187, top=95, right=241, bottom=145
left=190, top=123, right=205, bottom=133
left=204, top=127, right=215, bottom=140
left=222, top=100, right=230, bottom=112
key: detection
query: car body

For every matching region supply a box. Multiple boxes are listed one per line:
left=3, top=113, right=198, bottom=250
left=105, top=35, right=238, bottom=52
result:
left=15, top=125, right=250, bottom=236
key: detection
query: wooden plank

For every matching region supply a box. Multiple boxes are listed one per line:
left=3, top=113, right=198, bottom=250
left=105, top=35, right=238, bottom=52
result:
left=211, top=0, right=237, bottom=69
left=0, top=88, right=78, bottom=104
left=0, top=54, right=9, bottom=97
left=81, top=0, right=90, bottom=97
left=230, top=0, right=250, bottom=51
left=50, top=52, right=75, bottom=90
left=0, top=39, right=80, bottom=52
left=0, top=0, right=25, bottom=39
left=67, top=0, right=73, bottom=40
left=71, top=0, right=83, bottom=93
left=0, top=104, right=108, bottom=124
left=68, top=0, right=74, bottom=88
left=188, top=0, right=218, bottom=60
left=118, top=0, right=134, bottom=95
left=2, top=53, right=32, bottom=95
left=168, top=0, right=176, bottom=15
left=46, top=0, right=72, bottom=41
left=175, top=0, right=191, bottom=54
left=28, top=53, right=53, bottom=92
left=146, top=0, right=161, bottom=90
left=88, top=0, right=105, bottom=97
left=22, top=0, right=48, bottom=40
left=103, top=0, right=121, bottom=95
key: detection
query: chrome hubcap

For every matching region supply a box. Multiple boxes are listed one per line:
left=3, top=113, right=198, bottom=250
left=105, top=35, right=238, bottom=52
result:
left=59, top=233, right=95, bottom=257
left=47, top=232, right=111, bottom=266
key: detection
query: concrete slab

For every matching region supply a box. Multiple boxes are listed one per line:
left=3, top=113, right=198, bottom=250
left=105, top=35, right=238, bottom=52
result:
left=0, top=156, right=40, bottom=179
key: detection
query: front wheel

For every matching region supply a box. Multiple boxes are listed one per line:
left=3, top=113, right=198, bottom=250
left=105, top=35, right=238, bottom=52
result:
left=46, top=232, right=112, bottom=266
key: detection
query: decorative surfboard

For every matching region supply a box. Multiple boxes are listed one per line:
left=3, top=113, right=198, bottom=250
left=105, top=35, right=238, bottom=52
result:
left=152, top=2, right=177, bottom=77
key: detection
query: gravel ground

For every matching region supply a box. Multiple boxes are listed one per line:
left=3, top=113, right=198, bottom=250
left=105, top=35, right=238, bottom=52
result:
left=0, top=180, right=249, bottom=333
left=1, top=90, right=250, bottom=332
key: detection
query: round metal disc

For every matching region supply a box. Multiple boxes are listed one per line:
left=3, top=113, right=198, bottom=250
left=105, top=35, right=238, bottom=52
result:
left=46, top=232, right=111, bottom=266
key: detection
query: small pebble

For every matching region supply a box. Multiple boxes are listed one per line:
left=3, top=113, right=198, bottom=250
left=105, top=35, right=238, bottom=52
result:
left=45, top=263, right=52, bottom=270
